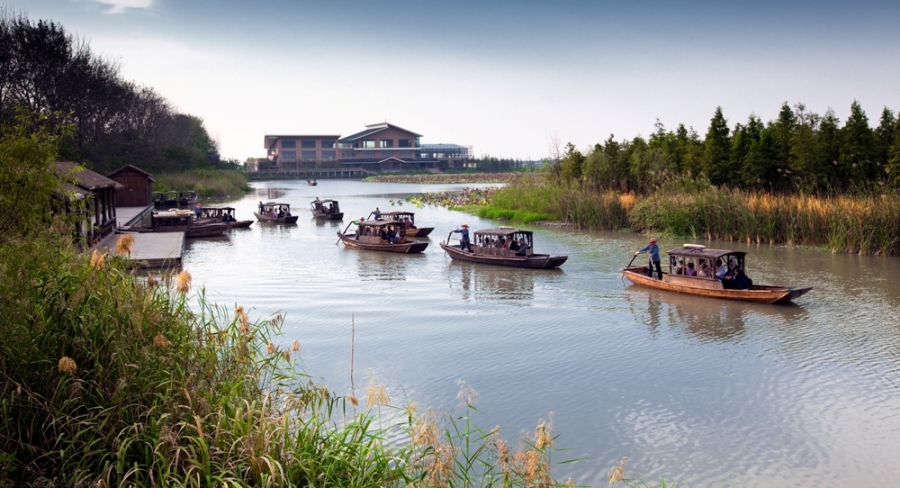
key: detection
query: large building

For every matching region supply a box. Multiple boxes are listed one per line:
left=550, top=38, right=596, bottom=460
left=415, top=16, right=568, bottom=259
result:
left=260, top=122, right=471, bottom=174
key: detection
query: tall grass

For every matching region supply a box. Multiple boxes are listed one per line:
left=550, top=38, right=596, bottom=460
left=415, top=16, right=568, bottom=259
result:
left=631, top=190, right=900, bottom=255
left=0, top=230, right=579, bottom=486
left=154, top=169, right=251, bottom=198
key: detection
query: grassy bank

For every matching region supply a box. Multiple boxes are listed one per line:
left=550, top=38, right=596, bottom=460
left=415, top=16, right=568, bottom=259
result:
left=441, top=173, right=900, bottom=255
left=153, top=169, right=251, bottom=198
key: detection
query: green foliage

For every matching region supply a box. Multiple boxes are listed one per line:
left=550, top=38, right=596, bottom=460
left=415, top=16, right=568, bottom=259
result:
left=0, top=110, right=69, bottom=244
left=153, top=169, right=251, bottom=198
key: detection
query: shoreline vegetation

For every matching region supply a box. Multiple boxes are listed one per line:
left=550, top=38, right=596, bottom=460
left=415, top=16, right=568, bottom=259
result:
left=153, top=169, right=252, bottom=199
left=364, top=172, right=520, bottom=184
left=410, top=174, right=900, bottom=255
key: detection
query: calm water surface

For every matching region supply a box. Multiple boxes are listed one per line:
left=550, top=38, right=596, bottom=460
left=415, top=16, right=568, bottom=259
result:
left=185, top=179, right=900, bottom=487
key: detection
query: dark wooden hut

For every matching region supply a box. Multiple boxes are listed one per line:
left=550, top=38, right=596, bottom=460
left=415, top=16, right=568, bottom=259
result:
left=55, top=162, right=123, bottom=245
left=107, top=164, right=155, bottom=207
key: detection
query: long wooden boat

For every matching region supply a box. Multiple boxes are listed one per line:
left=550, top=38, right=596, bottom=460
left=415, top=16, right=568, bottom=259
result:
left=439, top=227, right=567, bottom=269
left=622, top=245, right=812, bottom=304
left=310, top=199, right=344, bottom=220
left=128, top=210, right=228, bottom=238
left=163, top=191, right=179, bottom=207
left=337, top=220, right=428, bottom=253
left=178, top=190, right=197, bottom=206
left=307, top=179, right=317, bottom=186
left=196, top=206, right=253, bottom=229
left=367, top=210, right=433, bottom=237
left=254, top=202, right=299, bottom=224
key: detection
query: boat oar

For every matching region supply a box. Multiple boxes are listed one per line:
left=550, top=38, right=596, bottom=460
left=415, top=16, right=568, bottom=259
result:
left=625, top=251, right=641, bottom=269
left=336, top=221, right=355, bottom=245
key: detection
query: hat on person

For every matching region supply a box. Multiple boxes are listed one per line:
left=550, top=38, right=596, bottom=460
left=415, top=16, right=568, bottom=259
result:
left=461, top=223, right=469, bottom=228
left=649, top=237, right=657, bottom=243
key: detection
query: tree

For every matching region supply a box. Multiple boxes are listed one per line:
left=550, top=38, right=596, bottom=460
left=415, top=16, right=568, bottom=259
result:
left=559, top=142, right=585, bottom=183
left=702, top=107, right=732, bottom=186
left=839, top=100, right=874, bottom=187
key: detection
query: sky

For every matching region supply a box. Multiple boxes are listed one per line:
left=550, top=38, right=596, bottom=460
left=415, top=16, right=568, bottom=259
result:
left=13, top=0, right=900, bottom=161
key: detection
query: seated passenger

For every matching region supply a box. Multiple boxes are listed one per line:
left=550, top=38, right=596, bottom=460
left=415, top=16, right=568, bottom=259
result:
left=715, top=259, right=727, bottom=279
left=685, top=262, right=697, bottom=276
left=733, top=267, right=750, bottom=290
left=386, top=228, right=397, bottom=244
left=516, top=238, right=528, bottom=255
left=676, top=259, right=685, bottom=275
left=509, top=239, right=520, bottom=252
left=698, top=261, right=712, bottom=278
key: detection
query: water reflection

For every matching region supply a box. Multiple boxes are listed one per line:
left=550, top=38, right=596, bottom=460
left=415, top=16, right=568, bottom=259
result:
left=626, top=288, right=808, bottom=342
left=351, top=248, right=426, bottom=281
left=448, top=261, right=541, bottom=303
left=255, top=221, right=297, bottom=235
left=254, top=188, right=288, bottom=201
left=315, top=218, right=344, bottom=227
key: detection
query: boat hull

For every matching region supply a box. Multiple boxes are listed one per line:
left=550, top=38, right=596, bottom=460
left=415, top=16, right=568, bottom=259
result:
left=338, top=232, right=428, bottom=253
left=440, top=243, right=567, bottom=269
left=312, top=211, right=344, bottom=220
left=186, top=223, right=228, bottom=238
left=407, top=227, right=434, bottom=237
left=622, top=267, right=811, bottom=304
left=254, top=212, right=299, bottom=224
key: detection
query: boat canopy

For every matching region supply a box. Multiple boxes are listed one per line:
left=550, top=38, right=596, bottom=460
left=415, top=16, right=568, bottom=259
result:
left=379, top=211, right=414, bottom=217
left=666, top=247, right=748, bottom=260
left=474, top=228, right=532, bottom=237
left=357, top=220, right=400, bottom=228
left=263, top=201, right=291, bottom=207
left=311, top=199, right=338, bottom=204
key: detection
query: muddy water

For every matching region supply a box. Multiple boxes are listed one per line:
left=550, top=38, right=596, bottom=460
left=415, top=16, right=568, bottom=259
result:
left=183, top=179, right=900, bottom=487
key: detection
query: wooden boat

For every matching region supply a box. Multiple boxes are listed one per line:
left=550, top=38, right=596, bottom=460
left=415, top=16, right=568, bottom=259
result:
left=367, top=210, right=433, bottom=237
left=254, top=202, right=299, bottom=224
left=439, top=227, right=567, bottom=269
left=152, top=192, right=166, bottom=208
left=164, top=191, right=179, bottom=207
left=178, top=190, right=197, bottom=206
left=196, top=206, right=253, bottom=229
left=307, top=179, right=317, bottom=186
left=621, top=245, right=812, bottom=304
left=310, top=199, right=344, bottom=220
left=337, top=220, right=428, bottom=253
left=128, top=209, right=228, bottom=238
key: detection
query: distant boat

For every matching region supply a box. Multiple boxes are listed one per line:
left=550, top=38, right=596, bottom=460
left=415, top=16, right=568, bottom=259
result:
left=439, top=227, right=567, bottom=269
left=622, top=245, right=812, bottom=304
left=310, top=199, right=344, bottom=220
left=367, top=210, right=433, bottom=237
left=178, top=190, right=197, bottom=206
left=307, top=179, right=317, bottom=186
left=337, top=219, right=428, bottom=254
left=254, top=202, right=299, bottom=224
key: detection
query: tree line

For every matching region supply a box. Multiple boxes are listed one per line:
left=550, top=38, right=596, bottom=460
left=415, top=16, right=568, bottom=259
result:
left=0, top=10, right=223, bottom=174
left=554, top=101, right=900, bottom=194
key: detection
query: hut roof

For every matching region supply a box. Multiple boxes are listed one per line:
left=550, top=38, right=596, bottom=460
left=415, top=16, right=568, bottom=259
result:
left=55, top=161, right=124, bottom=196
left=666, top=247, right=748, bottom=260
left=107, top=164, right=155, bottom=182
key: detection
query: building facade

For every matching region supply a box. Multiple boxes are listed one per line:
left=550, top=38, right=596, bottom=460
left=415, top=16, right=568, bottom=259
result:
left=108, top=164, right=155, bottom=207
left=261, top=122, right=471, bottom=173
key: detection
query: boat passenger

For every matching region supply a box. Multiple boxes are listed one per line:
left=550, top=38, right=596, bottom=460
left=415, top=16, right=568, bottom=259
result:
left=516, top=238, right=528, bottom=256
left=373, top=207, right=382, bottom=220
left=386, top=228, right=397, bottom=244
left=698, top=261, right=712, bottom=278
left=452, top=224, right=472, bottom=252
left=497, top=237, right=506, bottom=248
left=636, top=237, right=663, bottom=280
left=732, top=267, right=750, bottom=290
left=509, top=239, right=520, bottom=252
left=258, top=201, right=264, bottom=214
left=675, top=259, right=685, bottom=275
left=685, top=262, right=697, bottom=276
left=715, top=259, right=727, bottom=279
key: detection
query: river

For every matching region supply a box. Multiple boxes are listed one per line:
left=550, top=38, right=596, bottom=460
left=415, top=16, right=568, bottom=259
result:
left=183, top=179, right=900, bottom=487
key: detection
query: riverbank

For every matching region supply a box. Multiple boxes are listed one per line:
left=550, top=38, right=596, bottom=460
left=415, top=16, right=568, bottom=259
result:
left=413, top=173, right=900, bottom=255
left=365, top=172, right=519, bottom=184
left=153, top=169, right=251, bottom=198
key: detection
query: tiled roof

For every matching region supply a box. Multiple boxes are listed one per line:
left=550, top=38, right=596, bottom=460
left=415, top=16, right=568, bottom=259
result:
left=107, top=164, right=155, bottom=181
left=55, top=162, right=124, bottom=192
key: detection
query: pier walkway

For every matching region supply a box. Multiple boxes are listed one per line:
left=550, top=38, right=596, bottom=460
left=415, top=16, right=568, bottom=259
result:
left=96, top=231, right=184, bottom=269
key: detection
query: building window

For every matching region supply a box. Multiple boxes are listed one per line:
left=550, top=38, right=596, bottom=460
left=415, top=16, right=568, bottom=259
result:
left=399, top=151, right=412, bottom=158
left=362, top=140, right=375, bottom=148
left=281, top=151, right=296, bottom=161
left=342, top=151, right=353, bottom=158
left=322, top=141, right=335, bottom=148
left=322, top=151, right=336, bottom=160
left=380, top=139, right=393, bottom=148
left=281, top=140, right=296, bottom=149
left=282, top=161, right=297, bottom=170
left=399, top=139, right=412, bottom=148
left=301, top=140, right=316, bottom=148
left=380, top=151, right=393, bottom=158
left=301, top=151, right=316, bottom=160
left=361, top=150, right=375, bottom=157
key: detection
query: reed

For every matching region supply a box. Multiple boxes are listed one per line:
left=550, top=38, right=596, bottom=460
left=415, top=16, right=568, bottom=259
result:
left=153, top=169, right=252, bottom=198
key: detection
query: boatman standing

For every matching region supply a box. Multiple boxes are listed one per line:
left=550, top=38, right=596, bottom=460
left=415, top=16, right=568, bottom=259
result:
left=453, top=223, right=472, bottom=252
left=636, top=237, right=662, bottom=279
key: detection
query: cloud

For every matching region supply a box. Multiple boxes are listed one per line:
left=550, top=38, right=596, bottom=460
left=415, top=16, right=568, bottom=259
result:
left=92, top=0, right=153, bottom=14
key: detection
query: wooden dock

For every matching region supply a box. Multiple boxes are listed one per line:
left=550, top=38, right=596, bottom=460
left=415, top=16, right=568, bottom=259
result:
left=96, top=231, right=185, bottom=269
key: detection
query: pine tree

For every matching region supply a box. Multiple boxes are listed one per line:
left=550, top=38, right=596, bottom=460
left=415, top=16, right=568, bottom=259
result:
left=840, top=100, right=874, bottom=188
left=703, top=107, right=732, bottom=186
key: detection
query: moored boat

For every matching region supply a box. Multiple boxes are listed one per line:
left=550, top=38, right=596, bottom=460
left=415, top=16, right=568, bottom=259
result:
left=307, top=179, right=317, bottom=186
left=178, top=190, right=197, bottom=206
left=164, top=191, right=179, bottom=207
left=439, top=227, right=567, bottom=269
left=152, top=192, right=166, bottom=208
left=622, top=245, right=812, bottom=304
left=367, top=210, right=433, bottom=237
left=310, top=199, right=344, bottom=220
left=196, top=206, right=253, bottom=229
left=254, top=202, right=299, bottom=224
left=337, top=219, right=428, bottom=253
left=127, top=209, right=227, bottom=238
